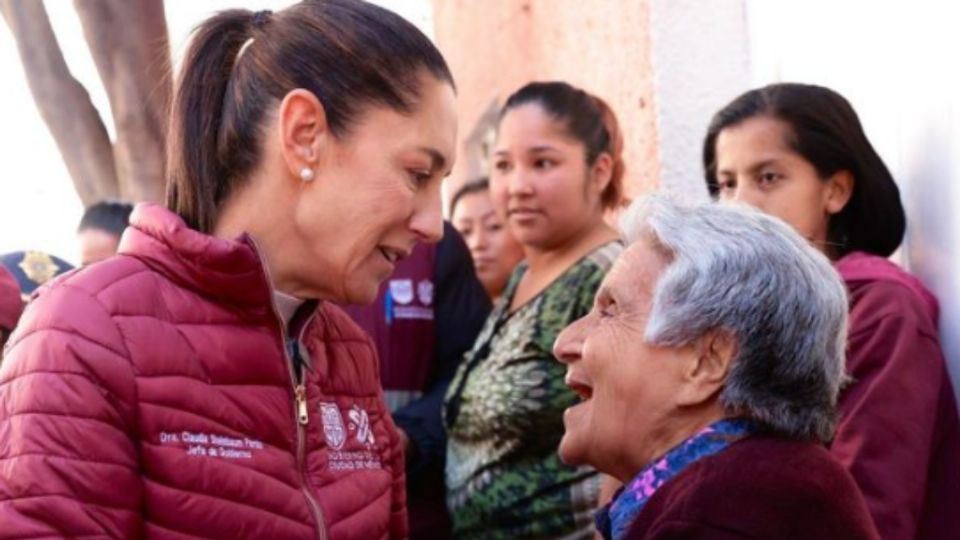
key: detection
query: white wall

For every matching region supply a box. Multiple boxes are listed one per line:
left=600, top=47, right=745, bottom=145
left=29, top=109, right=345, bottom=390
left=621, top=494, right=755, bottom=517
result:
left=649, top=0, right=752, bottom=197
left=745, top=0, right=960, bottom=398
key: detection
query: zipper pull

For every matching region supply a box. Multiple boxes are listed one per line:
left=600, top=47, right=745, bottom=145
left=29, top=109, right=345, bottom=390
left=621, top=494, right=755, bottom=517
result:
left=295, top=384, right=309, bottom=425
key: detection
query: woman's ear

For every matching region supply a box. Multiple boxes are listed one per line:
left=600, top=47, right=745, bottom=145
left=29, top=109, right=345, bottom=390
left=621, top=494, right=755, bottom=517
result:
left=590, top=152, right=614, bottom=200
left=278, top=89, right=329, bottom=182
left=825, top=169, right=855, bottom=215
left=676, top=329, right=737, bottom=407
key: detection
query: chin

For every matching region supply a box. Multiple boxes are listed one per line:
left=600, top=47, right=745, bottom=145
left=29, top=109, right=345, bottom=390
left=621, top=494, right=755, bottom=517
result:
left=343, top=284, right=380, bottom=306
left=558, top=435, right=587, bottom=467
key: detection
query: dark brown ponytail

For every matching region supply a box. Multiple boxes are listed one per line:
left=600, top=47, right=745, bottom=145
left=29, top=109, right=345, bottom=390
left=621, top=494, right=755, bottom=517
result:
left=165, top=1, right=454, bottom=233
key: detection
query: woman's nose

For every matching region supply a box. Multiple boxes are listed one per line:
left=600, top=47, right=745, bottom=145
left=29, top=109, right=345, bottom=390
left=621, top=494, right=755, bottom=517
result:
left=554, top=316, right=586, bottom=365
left=410, top=189, right=444, bottom=243
left=507, top=168, right=534, bottom=197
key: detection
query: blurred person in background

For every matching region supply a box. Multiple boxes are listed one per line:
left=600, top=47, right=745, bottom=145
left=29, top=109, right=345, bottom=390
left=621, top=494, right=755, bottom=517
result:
left=450, top=177, right=524, bottom=302
left=0, top=1, right=457, bottom=538
left=704, top=82, right=960, bottom=540
left=0, top=250, right=74, bottom=302
left=77, top=200, right=134, bottom=266
left=345, top=221, right=490, bottom=539
left=444, top=81, right=625, bottom=539
left=554, top=195, right=879, bottom=540
left=0, top=264, right=22, bottom=357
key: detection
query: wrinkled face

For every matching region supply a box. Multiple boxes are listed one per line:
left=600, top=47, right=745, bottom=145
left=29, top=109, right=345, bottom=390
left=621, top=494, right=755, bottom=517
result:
left=490, top=103, right=603, bottom=251
left=451, top=189, right=524, bottom=299
left=291, top=77, right=457, bottom=304
left=713, top=116, right=840, bottom=250
left=554, top=240, right=695, bottom=480
left=78, top=228, right=121, bottom=266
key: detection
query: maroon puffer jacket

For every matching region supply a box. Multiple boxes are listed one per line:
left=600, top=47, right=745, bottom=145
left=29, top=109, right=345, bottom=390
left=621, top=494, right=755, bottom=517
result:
left=0, top=203, right=407, bottom=539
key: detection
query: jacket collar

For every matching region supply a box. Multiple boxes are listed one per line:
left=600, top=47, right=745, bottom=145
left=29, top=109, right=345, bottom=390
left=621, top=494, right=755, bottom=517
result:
left=119, top=203, right=274, bottom=310
left=835, top=251, right=939, bottom=322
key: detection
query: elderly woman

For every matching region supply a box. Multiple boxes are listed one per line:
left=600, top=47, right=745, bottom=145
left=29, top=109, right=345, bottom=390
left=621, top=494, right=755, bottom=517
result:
left=553, top=196, right=880, bottom=540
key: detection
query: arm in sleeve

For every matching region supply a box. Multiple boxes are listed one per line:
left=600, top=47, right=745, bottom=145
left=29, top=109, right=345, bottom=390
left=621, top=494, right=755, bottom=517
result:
left=0, top=283, right=141, bottom=539
left=831, top=282, right=947, bottom=540
left=392, top=222, right=491, bottom=476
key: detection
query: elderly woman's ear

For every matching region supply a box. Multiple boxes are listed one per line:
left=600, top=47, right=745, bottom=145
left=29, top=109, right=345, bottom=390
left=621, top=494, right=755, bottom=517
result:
left=675, top=329, right=737, bottom=407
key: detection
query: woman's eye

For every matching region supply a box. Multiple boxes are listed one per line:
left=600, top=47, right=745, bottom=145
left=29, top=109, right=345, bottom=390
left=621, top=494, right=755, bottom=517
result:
left=717, top=177, right=736, bottom=192
left=409, top=170, right=431, bottom=185
left=493, top=160, right=511, bottom=173
left=534, top=158, right=554, bottom=170
left=759, top=171, right=781, bottom=185
left=597, top=302, right=616, bottom=318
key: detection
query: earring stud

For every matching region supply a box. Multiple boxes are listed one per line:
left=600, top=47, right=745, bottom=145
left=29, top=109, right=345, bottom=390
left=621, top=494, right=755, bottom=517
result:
left=300, top=167, right=315, bottom=182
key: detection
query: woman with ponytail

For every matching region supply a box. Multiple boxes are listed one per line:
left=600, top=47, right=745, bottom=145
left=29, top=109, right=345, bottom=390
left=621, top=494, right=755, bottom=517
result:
left=0, top=1, right=456, bottom=538
left=444, top=81, right=625, bottom=539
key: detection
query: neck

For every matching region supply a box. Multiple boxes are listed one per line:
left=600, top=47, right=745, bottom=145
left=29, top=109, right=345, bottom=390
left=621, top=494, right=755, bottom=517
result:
left=620, top=405, right=730, bottom=483
left=525, top=215, right=617, bottom=276
left=213, top=178, right=296, bottom=294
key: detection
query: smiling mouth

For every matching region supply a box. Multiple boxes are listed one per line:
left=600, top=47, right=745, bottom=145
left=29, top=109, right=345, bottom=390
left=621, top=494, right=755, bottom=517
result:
left=565, top=375, right=593, bottom=403
left=378, top=247, right=406, bottom=264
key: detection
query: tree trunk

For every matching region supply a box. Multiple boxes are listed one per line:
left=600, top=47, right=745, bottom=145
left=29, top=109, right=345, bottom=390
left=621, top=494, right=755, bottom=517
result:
left=0, top=0, right=119, bottom=206
left=74, top=0, right=171, bottom=203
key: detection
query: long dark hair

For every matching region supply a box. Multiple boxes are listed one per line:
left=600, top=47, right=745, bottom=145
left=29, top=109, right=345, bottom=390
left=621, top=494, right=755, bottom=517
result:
left=703, top=83, right=905, bottom=258
left=499, top=81, right=626, bottom=210
left=166, top=0, right=454, bottom=233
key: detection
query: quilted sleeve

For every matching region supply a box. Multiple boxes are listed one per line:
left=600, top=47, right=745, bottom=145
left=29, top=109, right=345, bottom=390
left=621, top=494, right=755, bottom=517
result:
left=832, top=281, right=949, bottom=540
left=0, top=282, right=141, bottom=539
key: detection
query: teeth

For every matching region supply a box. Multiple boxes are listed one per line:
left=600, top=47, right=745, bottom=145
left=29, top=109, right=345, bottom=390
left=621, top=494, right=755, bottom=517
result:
left=381, top=248, right=398, bottom=263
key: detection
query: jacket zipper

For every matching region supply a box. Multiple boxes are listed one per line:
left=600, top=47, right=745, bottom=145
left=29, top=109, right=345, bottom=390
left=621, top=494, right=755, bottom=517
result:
left=249, top=237, right=326, bottom=540
left=291, top=312, right=325, bottom=540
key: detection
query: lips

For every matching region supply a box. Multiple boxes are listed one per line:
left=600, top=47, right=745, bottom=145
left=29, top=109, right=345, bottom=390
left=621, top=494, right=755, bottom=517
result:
left=508, top=207, right=541, bottom=218
left=564, top=371, right=593, bottom=402
left=378, top=246, right=410, bottom=264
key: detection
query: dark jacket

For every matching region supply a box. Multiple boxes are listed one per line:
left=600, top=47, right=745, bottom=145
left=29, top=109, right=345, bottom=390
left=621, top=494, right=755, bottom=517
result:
left=834, top=252, right=960, bottom=540
left=346, top=222, right=490, bottom=538
left=625, top=436, right=880, bottom=539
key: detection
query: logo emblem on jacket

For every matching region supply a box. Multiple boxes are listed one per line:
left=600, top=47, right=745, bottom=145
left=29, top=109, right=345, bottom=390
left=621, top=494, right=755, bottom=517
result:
left=348, top=405, right=375, bottom=447
left=417, top=279, right=434, bottom=306
left=320, top=402, right=346, bottom=450
left=389, top=279, right=414, bottom=305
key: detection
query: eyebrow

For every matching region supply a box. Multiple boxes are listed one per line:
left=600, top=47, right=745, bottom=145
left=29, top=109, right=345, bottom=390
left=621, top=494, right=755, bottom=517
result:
left=492, top=144, right=560, bottom=157
left=718, top=158, right=779, bottom=175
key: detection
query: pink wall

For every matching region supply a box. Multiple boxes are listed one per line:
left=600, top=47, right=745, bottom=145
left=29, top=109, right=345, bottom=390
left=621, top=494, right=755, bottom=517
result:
left=432, top=0, right=661, bottom=206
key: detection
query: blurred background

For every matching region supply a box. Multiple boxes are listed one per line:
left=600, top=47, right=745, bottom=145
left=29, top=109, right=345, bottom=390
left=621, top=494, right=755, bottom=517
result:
left=1, top=0, right=958, bottom=396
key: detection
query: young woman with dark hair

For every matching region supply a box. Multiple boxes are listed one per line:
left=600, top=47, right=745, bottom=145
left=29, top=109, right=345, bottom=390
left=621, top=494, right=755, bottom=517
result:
left=450, top=178, right=524, bottom=302
left=704, top=82, right=960, bottom=540
left=444, top=81, right=625, bottom=539
left=0, top=1, right=457, bottom=538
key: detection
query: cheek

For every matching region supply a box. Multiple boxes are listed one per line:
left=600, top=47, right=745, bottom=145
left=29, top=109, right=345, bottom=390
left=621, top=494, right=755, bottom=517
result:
left=489, top=180, right=510, bottom=215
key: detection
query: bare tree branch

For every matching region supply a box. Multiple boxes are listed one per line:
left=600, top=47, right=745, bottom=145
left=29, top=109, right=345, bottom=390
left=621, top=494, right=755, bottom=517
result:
left=74, top=0, right=171, bottom=203
left=0, top=0, right=119, bottom=206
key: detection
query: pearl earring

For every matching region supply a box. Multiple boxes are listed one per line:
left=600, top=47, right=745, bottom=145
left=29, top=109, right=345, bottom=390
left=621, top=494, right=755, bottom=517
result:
left=300, top=167, right=315, bottom=182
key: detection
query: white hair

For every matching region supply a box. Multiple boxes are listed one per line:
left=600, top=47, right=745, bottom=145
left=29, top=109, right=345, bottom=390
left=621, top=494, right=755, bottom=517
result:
left=620, top=194, right=848, bottom=442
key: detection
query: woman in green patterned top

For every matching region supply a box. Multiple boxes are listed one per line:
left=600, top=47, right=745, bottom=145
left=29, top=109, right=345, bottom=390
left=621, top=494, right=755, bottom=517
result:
left=444, top=81, right=626, bottom=539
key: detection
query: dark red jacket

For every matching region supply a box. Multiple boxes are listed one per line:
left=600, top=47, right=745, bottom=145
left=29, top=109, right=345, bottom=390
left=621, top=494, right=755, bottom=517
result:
left=834, top=252, right=960, bottom=540
left=625, top=436, right=880, bottom=539
left=0, top=264, right=21, bottom=334
left=0, top=203, right=406, bottom=539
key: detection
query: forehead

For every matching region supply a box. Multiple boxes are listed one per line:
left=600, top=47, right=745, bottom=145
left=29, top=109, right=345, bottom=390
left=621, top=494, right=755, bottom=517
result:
left=350, top=77, right=457, bottom=165
left=495, top=103, right=578, bottom=151
left=602, top=239, right=670, bottom=303
left=715, top=116, right=794, bottom=167
left=453, top=190, right=494, bottom=216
